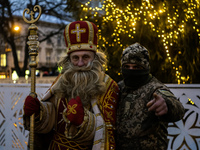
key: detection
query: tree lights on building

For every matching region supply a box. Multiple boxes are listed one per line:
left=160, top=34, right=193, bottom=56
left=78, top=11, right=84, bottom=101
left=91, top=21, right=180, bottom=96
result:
left=80, top=0, right=200, bottom=84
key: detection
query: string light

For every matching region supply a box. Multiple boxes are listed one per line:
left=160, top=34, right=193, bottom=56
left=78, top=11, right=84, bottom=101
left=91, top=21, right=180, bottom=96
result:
left=188, top=98, right=195, bottom=105
left=81, top=0, right=199, bottom=83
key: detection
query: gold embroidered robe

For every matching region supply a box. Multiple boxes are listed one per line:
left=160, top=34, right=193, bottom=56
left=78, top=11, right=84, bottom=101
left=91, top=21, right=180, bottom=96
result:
left=23, top=74, right=119, bottom=150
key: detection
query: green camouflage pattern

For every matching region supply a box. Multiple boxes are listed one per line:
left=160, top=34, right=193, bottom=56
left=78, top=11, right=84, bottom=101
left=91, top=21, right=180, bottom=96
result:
left=116, top=77, right=185, bottom=150
left=121, top=43, right=150, bottom=69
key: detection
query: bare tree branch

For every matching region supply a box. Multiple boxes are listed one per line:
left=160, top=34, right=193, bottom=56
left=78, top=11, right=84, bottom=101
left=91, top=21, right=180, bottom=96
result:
left=0, top=0, right=71, bottom=76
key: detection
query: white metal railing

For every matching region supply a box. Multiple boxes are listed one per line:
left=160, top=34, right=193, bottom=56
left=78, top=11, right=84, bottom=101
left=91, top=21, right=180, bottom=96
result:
left=166, top=84, right=200, bottom=150
left=0, top=83, right=49, bottom=150
left=0, top=83, right=199, bottom=150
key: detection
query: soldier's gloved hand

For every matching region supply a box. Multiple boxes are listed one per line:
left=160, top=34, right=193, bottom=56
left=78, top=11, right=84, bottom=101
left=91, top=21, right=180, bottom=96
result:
left=65, top=96, right=84, bottom=126
left=24, top=95, right=40, bottom=117
left=147, top=93, right=168, bottom=116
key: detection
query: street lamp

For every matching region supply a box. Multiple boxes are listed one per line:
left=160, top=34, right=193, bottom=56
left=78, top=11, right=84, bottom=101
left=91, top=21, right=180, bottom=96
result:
left=13, top=25, right=20, bottom=32
left=14, top=25, right=20, bottom=31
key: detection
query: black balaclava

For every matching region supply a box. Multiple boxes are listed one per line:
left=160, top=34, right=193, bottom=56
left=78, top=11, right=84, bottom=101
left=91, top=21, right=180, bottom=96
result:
left=121, top=42, right=152, bottom=89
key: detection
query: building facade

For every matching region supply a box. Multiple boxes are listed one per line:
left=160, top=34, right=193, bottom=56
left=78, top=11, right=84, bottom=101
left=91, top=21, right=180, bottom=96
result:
left=0, top=16, right=67, bottom=79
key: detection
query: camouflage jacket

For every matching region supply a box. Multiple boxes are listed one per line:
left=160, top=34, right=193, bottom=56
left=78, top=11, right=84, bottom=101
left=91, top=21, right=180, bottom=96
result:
left=116, top=76, right=185, bottom=150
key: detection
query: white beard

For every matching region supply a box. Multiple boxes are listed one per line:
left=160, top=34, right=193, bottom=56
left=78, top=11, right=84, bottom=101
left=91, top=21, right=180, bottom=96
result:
left=54, top=59, right=106, bottom=106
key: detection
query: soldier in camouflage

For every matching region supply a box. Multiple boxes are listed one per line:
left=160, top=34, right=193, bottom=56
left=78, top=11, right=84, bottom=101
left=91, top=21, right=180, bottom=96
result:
left=116, top=42, right=185, bottom=150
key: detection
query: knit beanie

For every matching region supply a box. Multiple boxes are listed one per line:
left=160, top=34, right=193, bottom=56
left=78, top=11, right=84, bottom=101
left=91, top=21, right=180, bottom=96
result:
left=121, top=42, right=150, bottom=70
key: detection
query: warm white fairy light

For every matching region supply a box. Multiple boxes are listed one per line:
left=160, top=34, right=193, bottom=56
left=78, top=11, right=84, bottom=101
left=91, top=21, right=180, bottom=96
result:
left=80, top=0, right=199, bottom=83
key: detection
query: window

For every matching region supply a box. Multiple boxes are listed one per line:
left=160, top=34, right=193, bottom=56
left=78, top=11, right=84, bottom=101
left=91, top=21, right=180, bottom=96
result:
left=17, top=50, right=21, bottom=61
left=46, top=51, right=51, bottom=63
left=1, top=54, right=6, bottom=66
left=57, top=35, right=61, bottom=46
left=46, top=48, right=52, bottom=66
left=47, top=38, right=51, bottom=44
left=56, top=49, right=62, bottom=61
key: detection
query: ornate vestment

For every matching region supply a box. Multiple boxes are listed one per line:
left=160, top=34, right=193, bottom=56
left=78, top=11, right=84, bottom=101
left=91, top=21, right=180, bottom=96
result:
left=24, top=74, right=119, bottom=150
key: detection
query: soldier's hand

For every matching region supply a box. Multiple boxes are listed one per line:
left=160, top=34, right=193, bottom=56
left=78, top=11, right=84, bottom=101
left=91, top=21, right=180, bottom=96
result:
left=146, top=93, right=168, bottom=116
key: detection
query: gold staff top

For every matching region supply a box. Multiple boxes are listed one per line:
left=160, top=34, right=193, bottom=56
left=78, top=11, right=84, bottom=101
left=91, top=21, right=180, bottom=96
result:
left=23, top=5, right=42, bottom=24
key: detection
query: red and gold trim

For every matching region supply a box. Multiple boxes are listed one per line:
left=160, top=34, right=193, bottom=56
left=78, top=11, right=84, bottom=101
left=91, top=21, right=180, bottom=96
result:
left=98, top=75, right=119, bottom=125
left=98, top=75, right=119, bottom=150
